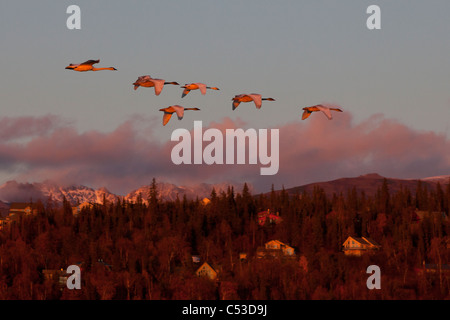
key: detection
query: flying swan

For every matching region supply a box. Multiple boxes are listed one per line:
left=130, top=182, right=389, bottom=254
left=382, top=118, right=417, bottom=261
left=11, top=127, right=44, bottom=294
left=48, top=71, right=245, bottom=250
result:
left=133, top=75, right=179, bottom=95
left=232, top=94, right=275, bottom=110
left=159, top=105, right=200, bottom=126
left=181, top=83, right=220, bottom=98
left=301, top=105, right=343, bottom=120
left=65, top=59, right=117, bottom=72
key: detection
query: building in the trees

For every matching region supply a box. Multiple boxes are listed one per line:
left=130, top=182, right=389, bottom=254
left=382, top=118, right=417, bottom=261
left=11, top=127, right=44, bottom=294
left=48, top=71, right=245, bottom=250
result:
left=256, top=240, right=295, bottom=259
left=257, top=209, right=283, bottom=226
left=196, top=262, right=219, bottom=280
left=342, top=236, right=381, bottom=256
left=192, top=255, right=201, bottom=263
left=201, top=198, right=211, bottom=206
left=42, top=269, right=72, bottom=289
left=8, top=203, right=38, bottom=220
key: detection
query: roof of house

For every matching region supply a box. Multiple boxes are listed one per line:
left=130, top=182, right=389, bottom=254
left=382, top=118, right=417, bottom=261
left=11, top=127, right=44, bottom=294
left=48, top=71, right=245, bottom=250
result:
left=196, top=262, right=219, bottom=276
left=258, top=210, right=282, bottom=226
left=345, top=236, right=380, bottom=247
left=197, top=261, right=215, bottom=270
left=263, top=240, right=295, bottom=251
left=266, top=239, right=288, bottom=246
left=257, top=209, right=280, bottom=217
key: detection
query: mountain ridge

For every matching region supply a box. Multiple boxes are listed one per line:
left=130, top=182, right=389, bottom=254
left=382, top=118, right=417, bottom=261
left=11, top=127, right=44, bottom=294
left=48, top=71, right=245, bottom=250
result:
left=281, top=173, right=449, bottom=198
left=0, top=173, right=448, bottom=214
left=0, top=179, right=250, bottom=209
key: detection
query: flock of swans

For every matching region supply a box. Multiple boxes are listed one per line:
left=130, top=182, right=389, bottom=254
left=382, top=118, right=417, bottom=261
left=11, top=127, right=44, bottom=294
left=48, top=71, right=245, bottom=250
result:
left=65, top=59, right=344, bottom=125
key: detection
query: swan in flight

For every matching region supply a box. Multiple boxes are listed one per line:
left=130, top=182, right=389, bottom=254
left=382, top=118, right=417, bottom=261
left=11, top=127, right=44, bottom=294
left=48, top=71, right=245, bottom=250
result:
left=181, top=83, right=220, bottom=98
left=301, top=105, right=343, bottom=120
left=133, top=75, right=179, bottom=95
left=159, top=105, right=200, bottom=126
left=232, top=94, right=275, bottom=110
left=65, top=59, right=117, bottom=72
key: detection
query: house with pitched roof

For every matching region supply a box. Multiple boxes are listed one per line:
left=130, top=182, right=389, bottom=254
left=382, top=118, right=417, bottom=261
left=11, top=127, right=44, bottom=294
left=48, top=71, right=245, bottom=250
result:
left=257, top=209, right=283, bottom=226
left=196, top=262, right=219, bottom=280
left=256, top=240, right=296, bottom=259
left=342, top=236, right=381, bottom=256
left=42, top=262, right=84, bottom=290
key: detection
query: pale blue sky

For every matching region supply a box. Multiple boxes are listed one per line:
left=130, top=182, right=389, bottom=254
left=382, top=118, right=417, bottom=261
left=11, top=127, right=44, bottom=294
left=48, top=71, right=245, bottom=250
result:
left=1, top=1, right=449, bottom=133
left=0, top=1, right=449, bottom=193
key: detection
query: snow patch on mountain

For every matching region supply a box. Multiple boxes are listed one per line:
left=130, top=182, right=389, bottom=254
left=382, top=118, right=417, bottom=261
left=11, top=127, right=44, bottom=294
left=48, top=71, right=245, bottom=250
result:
left=421, top=175, right=450, bottom=183
left=0, top=180, right=118, bottom=205
left=0, top=180, right=252, bottom=206
left=125, top=181, right=251, bottom=204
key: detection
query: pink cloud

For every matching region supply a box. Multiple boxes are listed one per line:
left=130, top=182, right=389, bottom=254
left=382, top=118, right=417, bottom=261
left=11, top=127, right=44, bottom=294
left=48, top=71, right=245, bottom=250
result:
left=0, top=115, right=68, bottom=141
left=0, top=112, right=449, bottom=195
left=274, top=112, right=450, bottom=188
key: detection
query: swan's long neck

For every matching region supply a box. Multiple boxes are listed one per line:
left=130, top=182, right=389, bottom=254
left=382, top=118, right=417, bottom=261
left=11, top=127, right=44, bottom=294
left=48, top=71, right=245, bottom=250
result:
left=92, top=67, right=116, bottom=71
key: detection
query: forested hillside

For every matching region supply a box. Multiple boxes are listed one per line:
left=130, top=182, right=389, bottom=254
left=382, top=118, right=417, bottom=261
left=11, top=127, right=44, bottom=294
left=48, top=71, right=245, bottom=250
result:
left=0, top=179, right=448, bottom=300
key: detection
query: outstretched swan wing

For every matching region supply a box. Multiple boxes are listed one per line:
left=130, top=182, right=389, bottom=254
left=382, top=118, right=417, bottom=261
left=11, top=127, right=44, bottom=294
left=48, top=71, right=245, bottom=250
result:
left=152, top=79, right=166, bottom=96
left=196, top=83, right=207, bottom=95
left=316, top=105, right=332, bottom=120
left=182, top=88, right=190, bottom=98
left=162, top=112, right=173, bottom=126
left=81, top=60, right=100, bottom=66
left=172, top=105, right=185, bottom=120
left=248, top=94, right=262, bottom=109
left=302, top=110, right=312, bottom=120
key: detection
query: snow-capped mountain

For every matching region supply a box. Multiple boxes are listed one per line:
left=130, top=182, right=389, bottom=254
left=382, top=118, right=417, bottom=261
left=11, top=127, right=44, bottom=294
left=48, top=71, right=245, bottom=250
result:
left=0, top=180, right=251, bottom=207
left=125, top=181, right=251, bottom=204
left=0, top=172, right=446, bottom=209
left=0, top=180, right=118, bottom=206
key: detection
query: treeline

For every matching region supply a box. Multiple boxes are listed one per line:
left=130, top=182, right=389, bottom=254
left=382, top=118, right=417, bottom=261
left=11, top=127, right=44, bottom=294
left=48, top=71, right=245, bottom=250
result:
left=0, top=178, right=448, bottom=300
